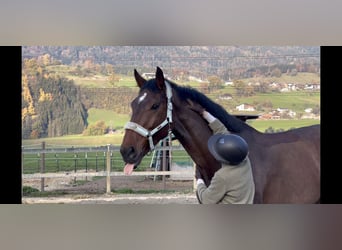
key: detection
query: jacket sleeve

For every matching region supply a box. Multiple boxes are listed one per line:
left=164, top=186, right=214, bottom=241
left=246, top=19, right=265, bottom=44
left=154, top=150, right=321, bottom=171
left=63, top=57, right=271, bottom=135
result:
left=208, top=119, right=231, bottom=135
left=196, top=174, right=227, bottom=204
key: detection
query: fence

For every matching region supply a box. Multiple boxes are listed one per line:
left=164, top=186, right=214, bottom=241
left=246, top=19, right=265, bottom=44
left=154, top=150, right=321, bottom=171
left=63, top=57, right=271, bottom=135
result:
left=22, top=141, right=196, bottom=193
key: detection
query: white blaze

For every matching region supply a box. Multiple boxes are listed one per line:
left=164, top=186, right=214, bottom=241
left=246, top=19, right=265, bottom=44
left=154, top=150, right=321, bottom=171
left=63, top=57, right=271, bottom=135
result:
left=138, top=92, right=147, bottom=103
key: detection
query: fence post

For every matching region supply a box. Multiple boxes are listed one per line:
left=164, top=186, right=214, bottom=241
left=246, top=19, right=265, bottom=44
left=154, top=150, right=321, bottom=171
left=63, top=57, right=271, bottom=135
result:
left=162, top=138, right=167, bottom=190
left=85, top=152, right=88, bottom=181
left=21, top=146, right=24, bottom=174
left=40, top=141, right=45, bottom=192
left=95, top=152, right=98, bottom=172
left=106, top=144, right=111, bottom=194
left=193, top=162, right=197, bottom=191
left=74, top=153, right=78, bottom=183
left=55, top=154, right=59, bottom=172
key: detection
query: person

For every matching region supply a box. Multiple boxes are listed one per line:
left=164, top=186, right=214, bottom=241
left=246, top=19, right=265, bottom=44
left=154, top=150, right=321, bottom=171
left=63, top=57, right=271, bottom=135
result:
left=188, top=100, right=255, bottom=204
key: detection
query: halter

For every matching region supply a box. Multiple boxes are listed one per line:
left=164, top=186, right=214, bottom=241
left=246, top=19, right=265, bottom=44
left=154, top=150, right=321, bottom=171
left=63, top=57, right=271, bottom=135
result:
left=124, top=80, right=173, bottom=151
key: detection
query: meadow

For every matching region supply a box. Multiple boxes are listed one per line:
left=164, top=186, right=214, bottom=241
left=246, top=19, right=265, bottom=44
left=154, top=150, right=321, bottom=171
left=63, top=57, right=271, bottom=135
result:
left=22, top=110, right=320, bottom=148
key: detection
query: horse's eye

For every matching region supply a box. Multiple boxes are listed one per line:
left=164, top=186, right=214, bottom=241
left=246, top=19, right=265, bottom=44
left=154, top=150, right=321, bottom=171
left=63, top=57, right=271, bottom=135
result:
left=151, top=103, right=159, bottom=110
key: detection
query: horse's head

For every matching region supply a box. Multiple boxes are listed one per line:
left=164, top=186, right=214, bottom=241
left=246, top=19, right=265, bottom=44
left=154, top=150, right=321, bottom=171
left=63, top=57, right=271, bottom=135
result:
left=120, top=67, right=173, bottom=173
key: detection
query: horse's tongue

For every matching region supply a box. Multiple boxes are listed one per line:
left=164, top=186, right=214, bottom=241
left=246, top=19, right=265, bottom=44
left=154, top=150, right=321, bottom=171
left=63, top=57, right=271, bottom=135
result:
left=124, top=163, right=134, bottom=175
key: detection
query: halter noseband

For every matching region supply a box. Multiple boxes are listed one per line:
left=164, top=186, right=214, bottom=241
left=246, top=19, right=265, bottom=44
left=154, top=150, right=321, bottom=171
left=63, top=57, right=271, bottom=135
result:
left=124, top=80, right=173, bottom=151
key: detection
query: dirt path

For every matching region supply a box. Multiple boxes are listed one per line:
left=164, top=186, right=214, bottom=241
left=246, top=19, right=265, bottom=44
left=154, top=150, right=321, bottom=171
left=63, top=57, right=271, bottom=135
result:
left=22, top=175, right=199, bottom=204
left=22, top=193, right=198, bottom=204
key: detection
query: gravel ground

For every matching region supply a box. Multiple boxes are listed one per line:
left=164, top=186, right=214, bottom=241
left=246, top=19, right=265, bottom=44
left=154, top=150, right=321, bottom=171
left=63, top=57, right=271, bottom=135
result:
left=22, top=175, right=199, bottom=204
left=22, top=193, right=199, bottom=204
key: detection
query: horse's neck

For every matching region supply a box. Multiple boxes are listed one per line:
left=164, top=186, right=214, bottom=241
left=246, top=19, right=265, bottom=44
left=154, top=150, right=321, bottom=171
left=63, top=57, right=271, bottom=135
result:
left=171, top=102, right=221, bottom=184
left=171, top=100, right=214, bottom=160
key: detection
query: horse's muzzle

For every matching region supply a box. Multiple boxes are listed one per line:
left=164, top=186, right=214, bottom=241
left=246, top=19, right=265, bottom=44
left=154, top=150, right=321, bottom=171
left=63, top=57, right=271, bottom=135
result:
left=120, top=146, right=142, bottom=168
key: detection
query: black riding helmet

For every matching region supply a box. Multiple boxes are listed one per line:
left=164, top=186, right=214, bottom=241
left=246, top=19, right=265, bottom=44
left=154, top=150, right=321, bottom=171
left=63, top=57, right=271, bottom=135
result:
left=207, top=133, right=248, bottom=165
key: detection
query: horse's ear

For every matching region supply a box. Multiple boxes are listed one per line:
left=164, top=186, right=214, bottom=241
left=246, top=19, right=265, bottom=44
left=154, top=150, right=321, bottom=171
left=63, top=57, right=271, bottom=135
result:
left=134, top=69, right=147, bottom=88
left=155, top=66, right=165, bottom=90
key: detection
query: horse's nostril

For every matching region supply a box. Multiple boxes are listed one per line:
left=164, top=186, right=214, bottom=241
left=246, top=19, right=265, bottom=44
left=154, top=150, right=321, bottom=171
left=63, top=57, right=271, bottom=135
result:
left=121, top=146, right=136, bottom=161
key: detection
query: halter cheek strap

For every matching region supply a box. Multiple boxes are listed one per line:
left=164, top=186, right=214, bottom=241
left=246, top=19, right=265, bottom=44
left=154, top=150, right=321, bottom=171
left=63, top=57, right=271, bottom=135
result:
left=124, top=80, right=173, bottom=151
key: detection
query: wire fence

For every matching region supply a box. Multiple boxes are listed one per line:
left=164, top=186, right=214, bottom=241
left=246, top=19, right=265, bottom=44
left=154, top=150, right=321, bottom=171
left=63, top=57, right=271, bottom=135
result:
left=22, top=141, right=195, bottom=192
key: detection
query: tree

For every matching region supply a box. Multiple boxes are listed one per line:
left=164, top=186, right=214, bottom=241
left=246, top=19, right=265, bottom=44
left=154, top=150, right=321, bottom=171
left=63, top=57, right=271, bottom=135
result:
left=289, top=68, right=298, bottom=76
left=254, top=82, right=270, bottom=93
left=23, top=58, right=38, bottom=75
left=108, top=72, right=120, bottom=87
left=271, top=68, right=282, bottom=77
left=21, top=72, right=88, bottom=138
left=207, top=75, right=223, bottom=90
left=22, top=74, right=36, bottom=117
left=38, top=53, right=51, bottom=66
left=83, top=120, right=107, bottom=136
left=234, top=80, right=246, bottom=97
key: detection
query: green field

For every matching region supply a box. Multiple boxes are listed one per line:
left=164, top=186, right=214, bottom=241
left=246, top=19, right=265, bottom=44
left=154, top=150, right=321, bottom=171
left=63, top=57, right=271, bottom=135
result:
left=241, top=72, right=320, bottom=85
left=247, top=119, right=320, bottom=132
left=238, top=92, right=319, bottom=113
left=22, top=116, right=320, bottom=147
left=87, top=108, right=129, bottom=129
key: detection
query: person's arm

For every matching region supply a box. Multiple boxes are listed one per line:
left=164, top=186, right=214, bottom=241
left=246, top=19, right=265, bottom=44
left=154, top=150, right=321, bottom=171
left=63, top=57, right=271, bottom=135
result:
left=196, top=174, right=227, bottom=204
left=201, top=111, right=229, bottom=134
left=187, top=99, right=230, bottom=134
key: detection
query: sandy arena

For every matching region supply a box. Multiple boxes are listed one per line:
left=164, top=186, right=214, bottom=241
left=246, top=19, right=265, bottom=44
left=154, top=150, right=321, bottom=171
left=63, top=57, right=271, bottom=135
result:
left=22, top=175, right=199, bottom=204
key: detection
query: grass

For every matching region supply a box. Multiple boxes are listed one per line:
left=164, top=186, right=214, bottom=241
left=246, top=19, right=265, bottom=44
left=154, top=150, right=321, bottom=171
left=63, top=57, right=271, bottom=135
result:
left=241, top=72, right=320, bottom=85
left=22, top=151, right=126, bottom=174
left=248, top=119, right=320, bottom=132
left=238, top=92, right=320, bottom=113
left=22, top=118, right=320, bottom=149
left=22, top=143, right=191, bottom=174
left=111, top=188, right=177, bottom=194
left=87, top=108, right=130, bottom=128
left=22, top=186, right=188, bottom=197
left=22, top=186, right=69, bottom=197
left=22, top=133, right=125, bottom=147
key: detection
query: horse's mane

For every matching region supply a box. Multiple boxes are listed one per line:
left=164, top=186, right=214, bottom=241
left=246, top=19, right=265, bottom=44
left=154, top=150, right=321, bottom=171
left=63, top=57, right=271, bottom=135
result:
left=167, top=80, right=253, bottom=133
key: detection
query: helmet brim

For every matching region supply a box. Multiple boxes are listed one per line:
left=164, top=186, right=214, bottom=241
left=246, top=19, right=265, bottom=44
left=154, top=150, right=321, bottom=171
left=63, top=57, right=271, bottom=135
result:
left=207, top=133, right=231, bottom=165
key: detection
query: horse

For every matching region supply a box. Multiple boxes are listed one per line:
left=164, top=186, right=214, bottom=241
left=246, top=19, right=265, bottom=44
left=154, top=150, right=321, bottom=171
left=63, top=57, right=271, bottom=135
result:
left=120, top=67, right=320, bottom=204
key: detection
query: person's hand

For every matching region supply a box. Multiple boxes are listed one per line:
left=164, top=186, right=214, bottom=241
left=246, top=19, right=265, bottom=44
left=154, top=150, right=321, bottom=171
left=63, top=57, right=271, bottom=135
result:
left=187, top=99, right=205, bottom=115
left=196, top=178, right=205, bottom=186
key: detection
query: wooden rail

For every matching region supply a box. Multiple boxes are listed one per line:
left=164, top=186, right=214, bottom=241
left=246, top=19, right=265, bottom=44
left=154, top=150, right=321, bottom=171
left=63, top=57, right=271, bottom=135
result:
left=22, top=170, right=194, bottom=179
left=22, top=170, right=196, bottom=193
left=22, top=142, right=196, bottom=193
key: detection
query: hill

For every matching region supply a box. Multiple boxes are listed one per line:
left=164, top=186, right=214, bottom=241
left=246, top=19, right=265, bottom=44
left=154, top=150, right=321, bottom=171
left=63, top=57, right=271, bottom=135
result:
left=22, top=46, right=320, bottom=80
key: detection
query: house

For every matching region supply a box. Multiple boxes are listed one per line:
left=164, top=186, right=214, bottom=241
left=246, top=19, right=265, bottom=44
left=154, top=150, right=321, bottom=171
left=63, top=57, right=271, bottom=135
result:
left=224, top=81, right=234, bottom=86
left=304, top=83, right=320, bottom=90
left=305, top=108, right=313, bottom=113
left=189, top=76, right=204, bottom=82
left=142, top=73, right=169, bottom=79
left=235, top=104, right=255, bottom=112
left=259, top=113, right=273, bottom=120
left=142, top=73, right=155, bottom=79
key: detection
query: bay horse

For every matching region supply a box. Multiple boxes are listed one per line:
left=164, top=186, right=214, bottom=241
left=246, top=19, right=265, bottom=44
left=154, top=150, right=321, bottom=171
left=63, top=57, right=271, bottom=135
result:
left=120, top=67, right=320, bottom=204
